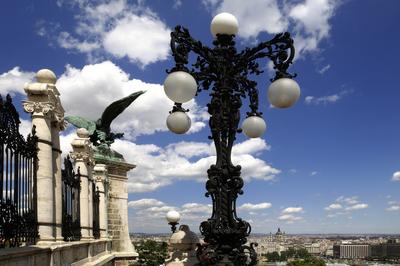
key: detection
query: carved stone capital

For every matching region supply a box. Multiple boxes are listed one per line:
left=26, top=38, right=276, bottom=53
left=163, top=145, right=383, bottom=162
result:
left=70, top=151, right=95, bottom=165
left=94, top=175, right=104, bottom=183
left=23, top=101, right=54, bottom=115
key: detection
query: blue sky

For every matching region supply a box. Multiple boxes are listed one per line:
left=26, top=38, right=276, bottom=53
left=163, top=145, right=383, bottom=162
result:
left=0, top=0, right=399, bottom=234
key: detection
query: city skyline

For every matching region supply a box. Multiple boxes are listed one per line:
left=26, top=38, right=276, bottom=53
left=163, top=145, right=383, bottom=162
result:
left=0, top=0, right=399, bottom=234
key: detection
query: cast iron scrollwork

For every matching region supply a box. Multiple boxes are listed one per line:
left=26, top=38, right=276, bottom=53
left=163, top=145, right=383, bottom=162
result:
left=62, top=156, right=81, bottom=241
left=167, top=25, right=296, bottom=265
left=0, top=94, right=38, bottom=248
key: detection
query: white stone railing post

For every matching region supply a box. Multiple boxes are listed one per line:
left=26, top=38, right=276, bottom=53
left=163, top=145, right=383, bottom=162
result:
left=23, top=69, right=60, bottom=243
left=93, top=164, right=109, bottom=239
left=70, top=128, right=95, bottom=240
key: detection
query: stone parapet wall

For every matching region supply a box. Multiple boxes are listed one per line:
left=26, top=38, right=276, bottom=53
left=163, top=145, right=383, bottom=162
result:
left=10, top=68, right=138, bottom=265
left=0, top=240, right=110, bottom=266
left=107, top=200, right=123, bottom=250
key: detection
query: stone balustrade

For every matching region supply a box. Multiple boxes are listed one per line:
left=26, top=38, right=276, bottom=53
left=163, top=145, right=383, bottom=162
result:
left=0, top=68, right=139, bottom=266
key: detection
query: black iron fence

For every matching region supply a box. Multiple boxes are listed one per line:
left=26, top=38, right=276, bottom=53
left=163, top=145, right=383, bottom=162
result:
left=62, top=156, right=81, bottom=241
left=92, top=182, right=100, bottom=239
left=0, top=94, right=38, bottom=248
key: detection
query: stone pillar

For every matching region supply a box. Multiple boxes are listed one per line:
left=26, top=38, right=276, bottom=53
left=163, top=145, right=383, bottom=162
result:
left=94, top=150, right=137, bottom=262
left=51, top=84, right=65, bottom=242
left=93, top=164, right=109, bottom=239
left=165, top=225, right=199, bottom=266
left=70, top=128, right=94, bottom=240
left=23, top=69, right=59, bottom=243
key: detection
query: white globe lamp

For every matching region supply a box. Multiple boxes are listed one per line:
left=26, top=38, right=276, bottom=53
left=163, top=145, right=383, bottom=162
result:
left=166, top=210, right=181, bottom=233
left=164, top=71, right=197, bottom=103
left=211, top=12, right=239, bottom=37
left=166, top=111, right=191, bottom=134
left=242, top=116, right=267, bottom=138
left=268, top=78, right=300, bottom=108
left=166, top=210, right=181, bottom=224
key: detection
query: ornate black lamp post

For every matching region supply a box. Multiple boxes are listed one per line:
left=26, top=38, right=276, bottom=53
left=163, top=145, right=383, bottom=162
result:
left=163, top=12, right=300, bottom=265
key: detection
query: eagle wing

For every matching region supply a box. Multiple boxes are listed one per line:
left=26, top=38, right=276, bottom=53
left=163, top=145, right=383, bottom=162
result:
left=99, top=91, right=145, bottom=131
left=65, top=116, right=96, bottom=135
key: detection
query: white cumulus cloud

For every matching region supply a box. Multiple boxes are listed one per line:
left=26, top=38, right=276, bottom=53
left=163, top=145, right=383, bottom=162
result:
left=41, top=0, right=171, bottom=67
left=210, top=0, right=288, bottom=39
left=282, top=207, right=303, bottom=214
left=325, top=195, right=368, bottom=217
left=102, top=12, right=171, bottom=66
left=386, top=201, right=400, bottom=212
left=336, top=196, right=359, bottom=205
left=0, top=67, right=35, bottom=95
left=112, top=137, right=280, bottom=193
left=345, top=203, right=368, bottom=211
left=128, top=199, right=213, bottom=232
left=386, top=205, right=400, bottom=211
left=128, top=198, right=165, bottom=209
left=392, top=171, right=400, bottom=182
left=324, top=203, right=342, bottom=211
left=288, top=0, right=340, bottom=55
left=203, top=0, right=341, bottom=57
left=278, top=206, right=303, bottom=223
left=278, top=214, right=302, bottom=223
left=180, top=203, right=212, bottom=216
left=239, top=202, right=272, bottom=211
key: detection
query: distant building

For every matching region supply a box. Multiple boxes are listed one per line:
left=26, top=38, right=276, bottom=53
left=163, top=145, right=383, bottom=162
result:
left=252, top=228, right=288, bottom=256
left=275, top=227, right=285, bottom=242
left=325, top=246, right=334, bottom=257
left=371, top=240, right=400, bottom=259
left=304, top=243, right=321, bottom=255
left=254, top=241, right=286, bottom=256
left=333, top=244, right=370, bottom=259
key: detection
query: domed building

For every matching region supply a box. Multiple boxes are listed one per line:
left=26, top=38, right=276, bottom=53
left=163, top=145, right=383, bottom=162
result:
left=275, top=227, right=286, bottom=242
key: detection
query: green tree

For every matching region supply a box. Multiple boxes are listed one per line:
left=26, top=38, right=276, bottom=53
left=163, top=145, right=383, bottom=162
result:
left=266, top=251, right=280, bottom=262
left=136, top=240, right=168, bottom=266
left=279, top=251, right=288, bottom=261
left=295, top=248, right=311, bottom=259
left=286, top=247, right=296, bottom=258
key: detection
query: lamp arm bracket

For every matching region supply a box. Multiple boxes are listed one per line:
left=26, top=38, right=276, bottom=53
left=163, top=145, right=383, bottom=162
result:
left=168, top=26, right=214, bottom=73
left=239, top=32, right=297, bottom=81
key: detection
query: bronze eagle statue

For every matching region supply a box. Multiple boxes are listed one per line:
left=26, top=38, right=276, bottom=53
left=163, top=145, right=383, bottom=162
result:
left=65, top=91, right=145, bottom=146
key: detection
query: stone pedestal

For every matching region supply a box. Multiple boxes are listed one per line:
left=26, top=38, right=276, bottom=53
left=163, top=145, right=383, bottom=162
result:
left=94, top=148, right=138, bottom=263
left=165, top=225, right=199, bottom=266
left=70, top=128, right=95, bottom=240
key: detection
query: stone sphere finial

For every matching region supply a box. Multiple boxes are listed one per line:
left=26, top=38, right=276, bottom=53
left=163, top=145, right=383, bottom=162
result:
left=77, top=128, right=89, bottom=138
left=36, top=69, right=57, bottom=84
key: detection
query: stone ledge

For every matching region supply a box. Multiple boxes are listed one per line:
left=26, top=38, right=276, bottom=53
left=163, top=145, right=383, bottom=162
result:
left=79, top=251, right=139, bottom=266
left=0, top=239, right=112, bottom=266
left=0, top=246, right=50, bottom=260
